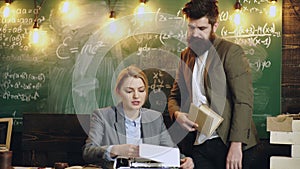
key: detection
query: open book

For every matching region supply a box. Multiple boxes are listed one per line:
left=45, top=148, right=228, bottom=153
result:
left=188, top=103, right=223, bottom=137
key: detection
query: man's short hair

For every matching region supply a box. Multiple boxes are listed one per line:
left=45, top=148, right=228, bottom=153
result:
left=182, top=0, right=219, bottom=25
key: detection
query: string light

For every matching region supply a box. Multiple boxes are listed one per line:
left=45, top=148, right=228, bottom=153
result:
left=30, top=0, right=46, bottom=45
left=3, top=0, right=13, bottom=18
left=108, top=11, right=117, bottom=33
left=32, top=21, right=40, bottom=44
left=59, top=1, right=80, bottom=20
left=106, top=0, right=118, bottom=33
left=134, top=0, right=151, bottom=15
left=61, top=0, right=70, bottom=13
left=233, top=0, right=242, bottom=26
left=269, top=0, right=277, bottom=18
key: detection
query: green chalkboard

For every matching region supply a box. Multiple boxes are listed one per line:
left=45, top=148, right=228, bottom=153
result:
left=0, top=0, right=282, bottom=138
left=217, top=0, right=282, bottom=138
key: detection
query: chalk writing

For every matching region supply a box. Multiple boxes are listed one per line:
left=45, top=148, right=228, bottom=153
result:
left=137, top=44, right=157, bottom=56
left=16, top=8, right=39, bottom=15
left=0, top=91, right=40, bottom=102
left=155, top=9, right=185, bottom=25
left=56, top=36, right=106, bottom=60
left=0, top=53, right=38, bottom=62
left=221, top=23, right=281, bottom=48
left=159, top=30, right=186, bottom=45
left=244, top=48, right=255, bottom=55
left=243, top=0, right=269, bottom=5
left=0, top=5, right=46, bottom=52
left=243, top=6, right=263, bottom=14
left=149, top=70, right=172, bottom=93
left=2, top=72, right=46, bottom=82
left=13, top=117, right=23, bottom=127
left=81, top=41, right=106, bottom=55
left=56, top=36, right=75, bottom=60
left=250, top=59, right=272, bottom=71
left=132, top=33, right=159, bottom=44
left=0, top=71, right=46, bottom=102
left=219, top=11, right=229, bottom=22
left=0, top=24, right=29, bottom=50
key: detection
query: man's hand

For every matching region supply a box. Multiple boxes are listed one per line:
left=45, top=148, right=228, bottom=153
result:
left=226, top=142, right=242, bottom=169
left=111, top=144, right=139, bottom=158
left=174, top=111, right=198, bottom=131
left=180, top=157, right=194, bottom=169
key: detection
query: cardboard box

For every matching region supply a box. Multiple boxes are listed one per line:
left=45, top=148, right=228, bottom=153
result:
left=270, top=131, right=300, bottom=144
left=270, top=156, right=300, bottom=169
left=267, top=114, right=300, bottom=132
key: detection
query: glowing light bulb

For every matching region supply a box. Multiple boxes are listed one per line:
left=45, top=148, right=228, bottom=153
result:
left=108, top=20, right=117, bottom=33
left=233, top=11, right=241, bottom=26
left=61, top=1, right=70, bottom=13
left=31, top=21, right=40, bottom=44
left=32, top=28, right=40, bottom=44
left=269, top=4, right=276, bottom=17
left=3, top=4, right=10, bottom=18
left=107, top=11, right=117, bottom=33
left=134, top=2, right=151, bottom=15
left=232, top=1, right=242, bottom=26
left=136, top=3, right=145, bottom=14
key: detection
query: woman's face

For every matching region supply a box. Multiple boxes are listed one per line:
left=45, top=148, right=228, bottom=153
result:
left=117, top=76, right=147, bottom=112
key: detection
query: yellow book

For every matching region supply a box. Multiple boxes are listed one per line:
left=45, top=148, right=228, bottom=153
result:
left=188, top=103, right=224, bottom=137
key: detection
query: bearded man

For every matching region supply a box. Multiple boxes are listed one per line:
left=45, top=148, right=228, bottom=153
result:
left=168, top=0, right=258, bottom=169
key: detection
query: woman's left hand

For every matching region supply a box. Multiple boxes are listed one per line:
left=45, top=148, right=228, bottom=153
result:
left=180, top=157, right=194, bottom=169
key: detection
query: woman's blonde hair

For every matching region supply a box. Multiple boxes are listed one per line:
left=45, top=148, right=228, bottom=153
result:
left=115, top=65, right=149, bottom=96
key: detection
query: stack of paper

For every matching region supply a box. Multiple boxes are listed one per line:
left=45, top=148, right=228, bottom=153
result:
left=113, top=144, right=180, bottom=168
left=139, top=144, right=180, bottom=167
left=267, top=114, right=300, bottom=169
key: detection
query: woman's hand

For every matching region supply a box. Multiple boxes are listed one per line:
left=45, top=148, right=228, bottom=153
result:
left=110, top=144, right=139, bottom=158
left=180, top=157, right=194, bottom=169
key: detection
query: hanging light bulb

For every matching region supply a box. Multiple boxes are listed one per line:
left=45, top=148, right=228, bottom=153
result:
left=61, top=0, right=70, bottom=13
left=108, top=10, right=117, bottom=33
left=3, top=0, right=12, bottom=18
left=269, top=0, right=277, bottom=18
left=134, top=0, right=151, bottom=15
left=233, top=0, right=242, bottom=26
left=32, top=21, right=40, bottom=44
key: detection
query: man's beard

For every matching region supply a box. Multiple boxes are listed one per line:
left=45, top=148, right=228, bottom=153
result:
left=187, top=32, right=215, bottom=56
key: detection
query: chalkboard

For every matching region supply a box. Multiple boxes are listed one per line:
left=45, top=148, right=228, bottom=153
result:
left=0, top=0, right=282, bottom=138
left=217, top=0, right=282, bottom=138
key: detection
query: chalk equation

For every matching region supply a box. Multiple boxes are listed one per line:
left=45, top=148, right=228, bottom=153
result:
left=2, top=71, right=46, bottom=82
left=0, top=24, right=29, bottom=50
left=0, top=6, right=46, bottom=53
left=242, top=0, right=270, bottom=5
left=0, top=71, right=46, bottom=102
left=249, top=59, right=272, bottom=71
left=154, top=9, right=185, bottom=26
left=159, top=30, right=186, bottom=45
left=149, top=70, right=173, bottom=93
left=220, top=23, right=281, bottom=48
left=56, top=36, right=107, bottom=60
left=0, top=90, right=40, bottom=102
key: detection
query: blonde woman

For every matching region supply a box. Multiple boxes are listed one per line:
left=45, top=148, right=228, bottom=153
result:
left=83, top=65, right=194, bottom=169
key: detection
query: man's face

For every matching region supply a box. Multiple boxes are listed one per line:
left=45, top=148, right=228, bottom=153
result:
left=187, top=16, right=218, bottom=56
